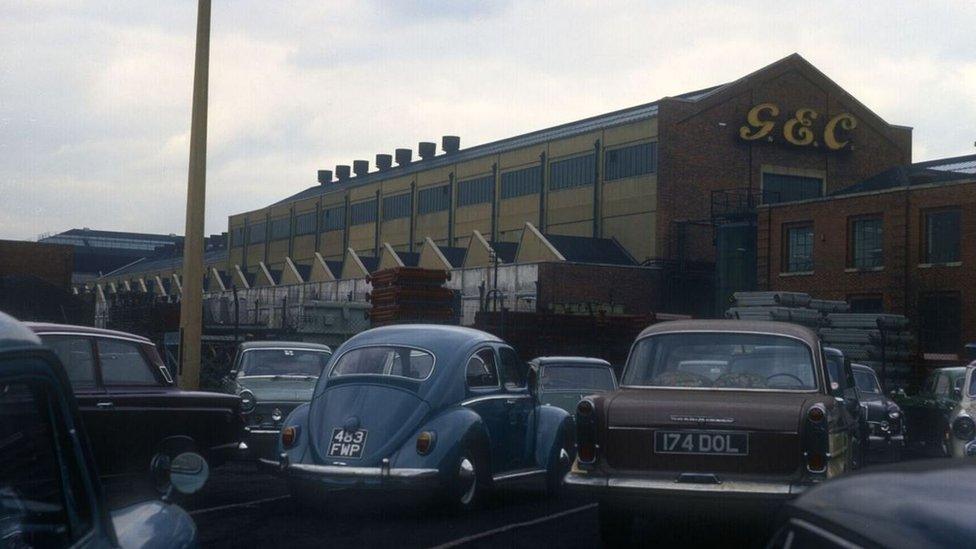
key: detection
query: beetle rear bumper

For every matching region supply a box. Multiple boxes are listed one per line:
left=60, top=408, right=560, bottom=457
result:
left=258, top=457, right=440, bottom=490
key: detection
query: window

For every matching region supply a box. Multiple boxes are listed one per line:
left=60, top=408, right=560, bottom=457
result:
left=322, top=205, right=345, bottom=231
left=466, top=349, right=499, bottom=388
left=330, top=346, right=434, bottom=381
left=498, top=347, right=526, bottom=389
left=294, top=212, right=316, bottom=236
left=349, top=200, right=377, bottom=225
left=239, top=349, right=332, bottom=377
left=848, top=294, right=883, bottom=313
left=783, top=224, right=814, bottom=272
left=934, top=373, right=951, bottom=396
left=231, top=226, right=245, bottom=247
left=549, top=154, right=595, bottom=191
left=247, top=222, right=266, bottom=244
left=540, top=365, right=616, bottom=392
left=604, top=142, right=657, bottom=181
left=0, top=376, right=93, bottom=545
left=500, top=166, right=541, bottom=199
left=41, top=335, right=96, bottom=389
left=270, top=218, right=290, bottom=240
left=97, top=339, right=159, bottom=386
left=920, top=292, right=961, bottom=354
left=382, top=193, right=412, bottom=220
left=457, top=175, right=494, bottom=207
left=418, top=185, right=451, bottom=214
left=762, top=173, right=823, bottom=204
left=923, top=209, right=961, bottom=263
left=850, top=217, right=883, bottom=268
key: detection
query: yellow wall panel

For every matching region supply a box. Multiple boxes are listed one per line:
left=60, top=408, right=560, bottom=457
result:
left=602, top=119, right=657, bottom=147
left=602, top=212, right=656, bottom=262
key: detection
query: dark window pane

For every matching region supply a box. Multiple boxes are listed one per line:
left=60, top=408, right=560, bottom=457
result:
left=498, top=347, right=526, bottom=389
left=418, top=185, right=451, bottom=214
left=457, top=175, right=494, bottom=207
left=604, top=142, right=657, bottom=181
left=382, top=193, right=412, bottom=220
left=294, top=212, right=316, bottom=236
left=466, top=349, right=499, bottom=388
left=848, top=295, right=883, bottom=313
left=762, top=174, right=823, bottom=204
left=920, top=293, right=961, bottom=354
left=322, top=206, right=346, bottom=231
left=350, top=200, right=378, bottom=225
left=247, top=222, right=266, bottom=244
left=785, top=225, right=814, bottom=272
left=97, top=339, right=159, bottom=386
left=550, top=154, right=595, bottom=191
left=924, top=210, right=960, bottom=263
left=231, top=227, right=245, bottom=247
left=41, top=336, right=96, bottom=390
left=852, top=218, right=883, bottom=268
left=270, top=218, right=290, bottom=240
left=500, top=166, right=541, bottom=199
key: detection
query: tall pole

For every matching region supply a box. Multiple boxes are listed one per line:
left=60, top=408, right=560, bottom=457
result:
left=178, top=0, right=211, bottom=389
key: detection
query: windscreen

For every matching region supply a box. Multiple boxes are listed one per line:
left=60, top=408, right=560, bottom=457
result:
left=622, top=332, right=817, bottom=390
left=239, top=349, right=331, bottom=377
left=330, top=346, right=435, bottom=381
left=854, top=369, right=881, bottom=394
left=541, top=365, right=615, bottom=392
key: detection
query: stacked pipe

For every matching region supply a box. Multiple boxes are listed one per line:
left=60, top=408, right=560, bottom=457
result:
left=366, top=267, right=457, bottom=326
left=725, top=291, right=824, bottom=329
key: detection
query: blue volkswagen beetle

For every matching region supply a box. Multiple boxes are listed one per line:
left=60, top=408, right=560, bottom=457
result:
left=260, top=325, right=574, bottom=509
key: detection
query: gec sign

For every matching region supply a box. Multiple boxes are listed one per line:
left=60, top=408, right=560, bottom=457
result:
left=739, top=103, right=857, bottom=150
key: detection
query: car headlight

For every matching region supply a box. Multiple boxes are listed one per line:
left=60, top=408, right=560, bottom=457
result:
left=966, top=440, right=976, bottom=457
left=239, top=389, right=256, bottom=413
left=952, top=416, right=975, bottom=441
left=888, top=410, right=900, bottom=419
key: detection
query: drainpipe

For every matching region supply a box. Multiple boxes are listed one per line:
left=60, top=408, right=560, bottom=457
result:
left=447, top=172, right=455, bottom=246
left=593, top=139, right=601, bottom=238
left=374, top=189, right=381, bottom=258
left=342, top=194, right=350, bottom=254
left=409, top=181, right=417, bottom=252
left=538, top=151, right=547, bottom=232
left=287, top=206, right=295, bottom=258
left=242, top=216, right=249, bottom=269
left=490, top=163, right=499, bottom=243
left=263, top=211, right=270, bottom=264
left=313, top=199, right=321, bottom=253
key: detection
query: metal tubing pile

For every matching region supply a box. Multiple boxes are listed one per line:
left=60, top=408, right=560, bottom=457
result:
left=366, top=267, right=457, bottom=326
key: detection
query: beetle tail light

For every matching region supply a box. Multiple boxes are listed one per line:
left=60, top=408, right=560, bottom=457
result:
left=576, top=399, right=598, bottom=466
left=282, top=426, right=299, bottom=448
left=808, top=405, right=825, bottom=423
left=416, top=431, right=435, bottom=455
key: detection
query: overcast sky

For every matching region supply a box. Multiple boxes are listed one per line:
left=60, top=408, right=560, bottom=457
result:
left=2, top=1, right=974, bottom=241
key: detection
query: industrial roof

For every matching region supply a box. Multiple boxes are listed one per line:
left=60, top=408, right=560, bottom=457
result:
left=269, top=85, right=725, bottom=209
left=438, top=246, right=467, bottom=268
left=100, top=248, right=228, bottom=278
left=51, top=228, right=183, bottom=243
left=831, top=156, right=976, bottom=197
left=491, top=241, right=519, bottom=264
left=544, top=234, right=637, bottom=266
left=913, top=153, right=976, bottom=174
left=398, top=251, right=420, bottom=267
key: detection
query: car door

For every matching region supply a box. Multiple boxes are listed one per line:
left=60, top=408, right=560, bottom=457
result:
left=497, top=345, right=533, bottom=470
left=824, top=352, right=858, bottom=467
left=463, top=347, right=512, bottom=474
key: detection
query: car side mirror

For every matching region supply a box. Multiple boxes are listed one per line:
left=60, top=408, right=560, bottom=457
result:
left=228, top=369, right=238, bottom=378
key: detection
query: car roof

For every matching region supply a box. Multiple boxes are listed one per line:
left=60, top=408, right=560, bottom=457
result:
left=531, top=356, right=612, bottom=367
left=851, top=363, right=876, bottom=373
left=26, top=322, right=152, bottom=344
left=787, top=459, right=976, bottom=547
left=341, top=324, right=501, bottom=352
left=0, top=312, right=43, bottom=351
left=932, top=366, right=967, bottom=376
left=637, top=319, right=819, bottom=346
left=239, top=340, right=332, bottom=351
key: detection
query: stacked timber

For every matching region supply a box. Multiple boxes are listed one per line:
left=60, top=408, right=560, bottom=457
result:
left=366, top=267, right=457, bottom=326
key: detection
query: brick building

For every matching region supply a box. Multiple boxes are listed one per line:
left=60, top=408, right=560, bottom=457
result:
left=758, top=156, right=976, bottom=358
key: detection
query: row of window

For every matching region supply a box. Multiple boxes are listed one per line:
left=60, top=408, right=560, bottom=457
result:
left=782, top=208, right=962, bottom=273
left=231, top=142, right=658, bottom=246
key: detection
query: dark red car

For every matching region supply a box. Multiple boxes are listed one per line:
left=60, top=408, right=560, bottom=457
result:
left=27, top=323, right=244, bottom=483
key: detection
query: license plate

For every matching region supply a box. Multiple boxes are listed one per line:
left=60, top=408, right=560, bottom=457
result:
left=327, top=428, right=368, bottom=459
left=654, top=430, right=748, bottom=456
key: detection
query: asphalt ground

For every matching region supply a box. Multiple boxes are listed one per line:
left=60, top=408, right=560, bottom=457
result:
left=105, top=461, right=774, bottom=548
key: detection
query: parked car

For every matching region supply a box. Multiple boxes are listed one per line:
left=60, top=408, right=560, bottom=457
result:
left=0, top=311, right=206, bottom=548
left=822, top=347, right=868, bottom=469
left=222, top=340, right=332, bottom=460
left=895, top=365, right=975, bottom=457
left=528, top=356, right=618, bottom=415
left=767, top=459, right=976, bottom=548
left=261, top=324, right=574, bottom=510
left=565, top=320, right=859, bottom=546
left=27, top=322, right=244, bottom=482
left=851, top=362, right=906, bottom=461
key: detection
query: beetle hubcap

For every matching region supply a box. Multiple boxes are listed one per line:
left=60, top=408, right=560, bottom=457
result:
left=458, top=457, right=476, bottom=505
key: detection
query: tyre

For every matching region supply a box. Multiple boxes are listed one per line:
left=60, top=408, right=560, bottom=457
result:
left=598, top=502, right=634, bottom=547
left=545, top=431, right=573, bottom=497
left=444, top=446, right=487, bottom=511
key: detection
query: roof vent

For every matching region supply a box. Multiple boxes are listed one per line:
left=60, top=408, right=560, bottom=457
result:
left=353, top=160, right=369, bottom=177
left=442, top=135, right=460, bottom=154
left=395, top=148, right=412, bottom=166
left=335, top=165, right=351, bottom=180
left=376, top=154, right=393, bottom=171
left=418, top=142, right=437, bottom=160
left=317, top=169, right=333, bottom=185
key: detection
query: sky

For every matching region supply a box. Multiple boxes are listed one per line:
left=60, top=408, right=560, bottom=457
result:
left=1, top=0, right=974, bottom=241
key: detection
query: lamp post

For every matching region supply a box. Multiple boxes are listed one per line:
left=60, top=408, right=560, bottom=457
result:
left=178, top=0, right=211, bottom=389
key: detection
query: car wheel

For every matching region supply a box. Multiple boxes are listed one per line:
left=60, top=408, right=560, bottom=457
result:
left=545, top=433, right=572, bottom=497
left=598, top=502, right=634, bottom=547
left=446, top=447, right=486, bottom=511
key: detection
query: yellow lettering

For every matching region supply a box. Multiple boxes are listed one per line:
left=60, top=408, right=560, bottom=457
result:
left=739, top=103, right=779, bottom=141
left=824, top=113, right=857, bottom=150
left=783, top=108, right=819, bottom=146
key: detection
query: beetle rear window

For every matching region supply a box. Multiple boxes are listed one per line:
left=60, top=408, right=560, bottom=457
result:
left=622, top=333, right=817, bottom=391
left=330, top=347, right=434, bottom=381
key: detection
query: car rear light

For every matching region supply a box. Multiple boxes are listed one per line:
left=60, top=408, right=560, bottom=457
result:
left=806, top=452, right=826, bottom=473
left=802, top=403, right=829, bottom=477
left=577, top=400, right=594, bottom=418
left=416, top=431, right=435, bottom=455
left=576, top=399, right=597, bottom=466
left=282, top=426, right=299, bottom=448
left=952, top=416, right=976, bottom=441
left=808, top=405, right=825, bottom=423
left=578, top=440, right=596, bottom=463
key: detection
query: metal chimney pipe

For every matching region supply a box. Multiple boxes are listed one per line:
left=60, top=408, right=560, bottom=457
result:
left=395, top=148, right=412, bottom=166
left=442, top=135, right=460, bottom=154
left=335, top=165, right=351, bottom=180
left=375, top=154, right=393, bottom=171
left=317, top=169, right=333, bottom=185
left=418, top=142, right=437, bottom=160
left=353, top=160, right=369, bottom=176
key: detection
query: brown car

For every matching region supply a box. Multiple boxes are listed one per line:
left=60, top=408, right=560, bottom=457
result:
left=565, top=320, right=857, bottom=545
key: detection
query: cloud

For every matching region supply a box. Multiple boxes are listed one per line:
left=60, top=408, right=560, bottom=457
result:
left=1, top=0, right=974, bottom=241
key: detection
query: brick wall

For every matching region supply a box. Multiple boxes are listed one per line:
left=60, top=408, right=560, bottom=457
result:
left=536, top=262, right=665, bottom=315
left=0, top=240, right=74, bottom=289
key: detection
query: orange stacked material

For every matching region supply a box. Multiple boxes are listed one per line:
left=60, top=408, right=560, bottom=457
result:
left=366, top=267, right=457, bottom=326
